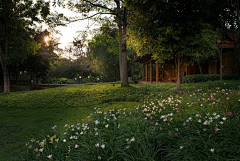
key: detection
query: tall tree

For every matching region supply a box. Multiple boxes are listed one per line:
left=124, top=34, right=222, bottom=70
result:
left=54, top=0, right=129, bottom=86
left=0, top=0, right=50, bottom=93
left=127, top=0, right=222, bottom=91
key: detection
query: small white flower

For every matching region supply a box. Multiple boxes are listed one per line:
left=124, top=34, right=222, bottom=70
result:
left=75, top=144, right=79, bottom=148
left=47, top=154, right=52, bottom=159
left=180, top=146, right=183, bottom=149
left=210, top=148, right=214, bottom=153
left=101, top=144, right=105, bottom=149
left=63, top=139, right=66, bottom=142
left=98, top=156, right=101, bottom=160
left=222, top=117, right=227, bottom=120
left=203, top=120, right=209, bottom=125
left=126, top=145, right=130, bottom=149
left=130, top=137, right=135, bottom=142
left=220, top=121, right=224, bottom=124
left=198, top=119, right=202, bottom=123
left=95, top=143, right=99, bottom=148
left=95, top=120, right=100, bottom=125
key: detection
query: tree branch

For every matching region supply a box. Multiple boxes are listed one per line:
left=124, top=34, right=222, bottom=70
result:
left=57, top=12, right=112, bottom=25
left=82, top=0, right=117, bottom=16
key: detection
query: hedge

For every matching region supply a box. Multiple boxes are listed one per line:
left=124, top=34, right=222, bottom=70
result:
left=182, top=74, right=240, bottom=84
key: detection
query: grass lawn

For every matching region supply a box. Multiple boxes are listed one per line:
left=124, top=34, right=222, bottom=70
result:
left=1, top=81, right=240, bottom=160
left=0, top=83, right=141, bottom=160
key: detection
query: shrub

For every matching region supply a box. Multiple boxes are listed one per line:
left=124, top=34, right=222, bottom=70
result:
left=182, top=74, right=240, bottom=84
left=42, top=77, right=74, bottom=84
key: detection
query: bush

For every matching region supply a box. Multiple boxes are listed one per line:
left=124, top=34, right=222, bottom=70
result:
left=182, top=74, right=240, bottom=84
left=42, top=77, right=74, bottom=84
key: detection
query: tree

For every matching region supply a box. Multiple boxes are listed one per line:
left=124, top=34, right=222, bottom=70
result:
left=48, top=57, right=93, bottom=79
left=54, top=0, right=129, bottom=86
left=126, top=0, right=222, bottom=91
left=219, top=0, right=240, bottom=76
left=20, top=29, right=60, bottom=85
left=88, top=24, right=120, bottom=81
left=0, top=0, right=50, bottom=93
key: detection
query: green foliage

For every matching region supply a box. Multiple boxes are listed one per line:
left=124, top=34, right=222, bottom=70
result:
left=42, top=77, right=74, bottom=84
left=127, top=0, right=220, bottom=59
left=48, top=57, right=94, bottom=79
left=182, top=74, right=240, bottom=83
left=17, top=80, right=240, bottom=160
left=88, top=24, right=120, bottom=81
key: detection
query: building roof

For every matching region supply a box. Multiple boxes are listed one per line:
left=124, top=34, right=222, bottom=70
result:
left=134, top=54, right=153, bottom=63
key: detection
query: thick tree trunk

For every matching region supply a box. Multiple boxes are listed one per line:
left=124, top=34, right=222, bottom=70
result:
left=176, top=56, right=181, bottom=91
left=2, top=65, right=10, bottom=93
left=1, top=0, right=11, bottom=93
left=116, top=1, right=123, bottom=82
left=116, top=1, right=128, bottom=87
left=121, top=7, right=128, bottom=86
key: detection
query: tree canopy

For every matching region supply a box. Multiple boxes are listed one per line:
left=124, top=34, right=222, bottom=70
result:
left=126, top=0, right=225, bottom=90
left=0, top=0, right=51, bottom=93
left=88, top=24, right=120, bottom=81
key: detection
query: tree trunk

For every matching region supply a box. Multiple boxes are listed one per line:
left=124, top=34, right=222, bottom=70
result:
left=2, top=64, right=10, bottom=93
left=199, top=64, right=202, bottom=74
left=115, top=68, right=116, bottom=82
left=116, top=1, right=123, bottom=82
left=121, top=7, right=129, bottom=86
left=107, top=68, right=110, bottom=82
left=220, top=47, right=223, bottom=82
left=16, top=62, right=19, bottom=84
left=1, top=0, right=11, bottom=93
left=116, top=1, right=128, bottom=87
left=176, top=56, right=181, bottom=91
left=131, top=63, right=133, bottom=78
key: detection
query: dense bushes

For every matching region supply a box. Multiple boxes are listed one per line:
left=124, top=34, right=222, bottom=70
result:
left=42, top=77, right=74, bottom=84
left=182, top=74, right=240, bottom=83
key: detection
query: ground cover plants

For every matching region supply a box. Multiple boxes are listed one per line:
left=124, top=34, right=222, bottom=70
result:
left=19, top=80, right=240, bottom=160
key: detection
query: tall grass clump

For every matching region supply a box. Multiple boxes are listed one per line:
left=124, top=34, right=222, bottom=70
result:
left=21, top=80, right=240, bottom=160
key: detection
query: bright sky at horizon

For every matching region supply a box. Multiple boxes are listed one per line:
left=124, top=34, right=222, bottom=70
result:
left=50, top=5, right=98, bottom=52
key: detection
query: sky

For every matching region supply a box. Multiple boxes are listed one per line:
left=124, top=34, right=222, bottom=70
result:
left=50, top=5, right=97, bottom=53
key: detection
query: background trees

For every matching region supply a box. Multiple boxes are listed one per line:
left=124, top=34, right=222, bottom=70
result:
left=126, top=0, right=226, bottom=90
left=88, top=24, right=120, bottom=82
left=0, top=0, right=50, bottom=93
left=19, top=29, right=60, bottom=85
left=54, top=0, right=129, bottom=86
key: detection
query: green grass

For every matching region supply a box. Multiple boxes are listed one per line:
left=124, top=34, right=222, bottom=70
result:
left=1, top=80, right=240, bottom=160
left=0, top=83, right=141, bottom=160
